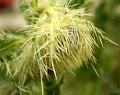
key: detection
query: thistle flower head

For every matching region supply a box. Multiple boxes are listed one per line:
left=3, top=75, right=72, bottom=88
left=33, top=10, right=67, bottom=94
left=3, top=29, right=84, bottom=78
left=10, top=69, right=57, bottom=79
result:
left=14, top=2, right=105, bottom=80
left=0, top=1, right=106, bottom=94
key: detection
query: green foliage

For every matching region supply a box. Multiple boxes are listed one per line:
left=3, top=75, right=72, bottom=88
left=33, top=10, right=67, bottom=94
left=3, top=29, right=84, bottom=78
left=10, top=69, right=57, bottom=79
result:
left=0, top=33, right=23, bottom=58
left=31, top=0, right=38, bottom=9
left=67, top=0, right=84, bottom=9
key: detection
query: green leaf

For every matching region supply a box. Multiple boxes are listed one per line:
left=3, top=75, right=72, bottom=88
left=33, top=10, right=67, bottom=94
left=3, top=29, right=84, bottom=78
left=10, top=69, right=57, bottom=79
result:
left=31, top=0, right=38, bottom=9
left=67, top=0, right=84, bottom=9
